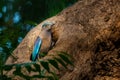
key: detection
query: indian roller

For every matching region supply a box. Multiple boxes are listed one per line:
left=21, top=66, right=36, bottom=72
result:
left=30, top=22, right=55, bottom=61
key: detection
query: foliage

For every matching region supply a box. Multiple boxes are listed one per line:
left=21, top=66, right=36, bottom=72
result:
left=1, top=52, right=73, bottom=80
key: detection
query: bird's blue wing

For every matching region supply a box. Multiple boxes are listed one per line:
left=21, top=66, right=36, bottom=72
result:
left=31, top=36, right=42, bottom=61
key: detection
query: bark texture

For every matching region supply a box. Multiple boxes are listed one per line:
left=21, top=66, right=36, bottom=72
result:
left=5, top=0, right=120, bottom=80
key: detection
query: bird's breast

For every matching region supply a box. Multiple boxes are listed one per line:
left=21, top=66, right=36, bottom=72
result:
left=39, top=32, right=52, bottom=53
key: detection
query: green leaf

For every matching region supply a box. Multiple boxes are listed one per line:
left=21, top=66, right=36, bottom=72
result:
left=39, top=52, right=47, bottom=57
left=60, top=52, right=71, bottom=58
left=13, top=65, right=21, bottom=75
left=32, top=75, right=45, bottom=78
left=47, top=76, right=54, bottom=80
left=40, top=69, right=46, bottom=76
left=40, top=61, right=50, bottom=72
left=13, top=67, right=31, bottom=79
left=13, top=64, right=31, bottom=79
left=33, top=63, right=41, bottom=72
left=3, top=65, right=13, bottom=71
left=48, top=59, right=59, bottom=70
left=54, top=57, right=67, bottom=69
left=24, top=64, right=32, bottom=73
left=58, top=54, right=73, bottom=66
left=0, top=52, right=6, bottom=64
left=50, top=72, right=59, bottom=80
left=23, top=62, right=38, bottom=72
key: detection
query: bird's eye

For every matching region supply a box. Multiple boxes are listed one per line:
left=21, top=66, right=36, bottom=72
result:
left=42, top=25, right=47, bottom=28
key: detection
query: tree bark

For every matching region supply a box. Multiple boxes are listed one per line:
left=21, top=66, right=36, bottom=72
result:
left=5, top=0, right=120, bottom=80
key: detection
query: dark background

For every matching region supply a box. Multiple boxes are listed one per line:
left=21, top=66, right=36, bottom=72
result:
left=0, top=0, right=77, bottom=57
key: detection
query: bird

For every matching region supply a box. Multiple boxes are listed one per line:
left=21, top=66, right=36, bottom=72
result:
left=30, top=22, right=54, bottom=61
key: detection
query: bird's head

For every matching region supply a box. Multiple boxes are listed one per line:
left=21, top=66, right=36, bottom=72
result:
left=41, top=22, right=55, bottom=31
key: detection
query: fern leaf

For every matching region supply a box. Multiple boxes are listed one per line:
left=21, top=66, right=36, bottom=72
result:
left=48, top=59, right=59, bottom=70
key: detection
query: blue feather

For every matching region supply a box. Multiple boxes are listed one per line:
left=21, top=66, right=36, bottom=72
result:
left=31, top=36, right=42, bottom=61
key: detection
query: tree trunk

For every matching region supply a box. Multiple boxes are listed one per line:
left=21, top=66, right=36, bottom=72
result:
left=5, top=0, right=120, bottom=80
